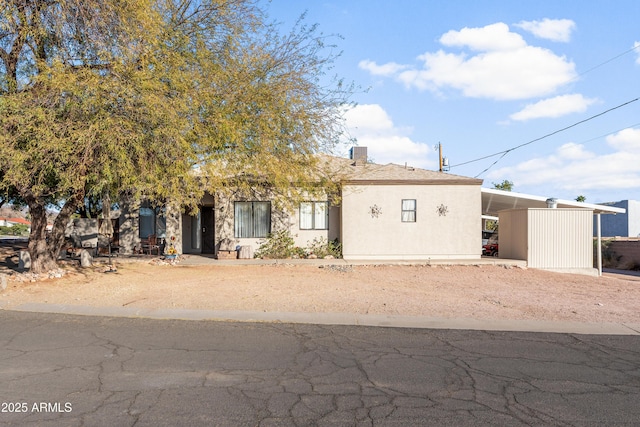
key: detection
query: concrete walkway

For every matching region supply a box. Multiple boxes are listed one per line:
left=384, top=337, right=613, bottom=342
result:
left=4, top=301, right=639, bottom=336
left=179, top=254, right=528, bottom=267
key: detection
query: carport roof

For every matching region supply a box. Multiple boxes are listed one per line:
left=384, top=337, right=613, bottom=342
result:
left=481, top=187, right=626, bottom=218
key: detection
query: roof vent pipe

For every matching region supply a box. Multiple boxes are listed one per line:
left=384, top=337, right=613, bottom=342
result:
left=546, top=198, right=558, bottom=209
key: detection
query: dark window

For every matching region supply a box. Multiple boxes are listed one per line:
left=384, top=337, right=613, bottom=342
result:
left=139, top=205, right=166, bottom=238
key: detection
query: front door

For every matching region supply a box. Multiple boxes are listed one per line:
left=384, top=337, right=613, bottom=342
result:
left=201, top=206, right=215, bottom=254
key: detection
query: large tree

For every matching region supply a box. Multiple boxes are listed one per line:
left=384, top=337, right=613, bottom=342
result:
left=0, top=0, right=352, bottom=273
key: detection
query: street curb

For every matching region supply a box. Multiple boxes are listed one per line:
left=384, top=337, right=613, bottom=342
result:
left=3, top=302, right=640, bottom=335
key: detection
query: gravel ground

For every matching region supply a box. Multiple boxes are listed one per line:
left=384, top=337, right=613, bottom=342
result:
left=1, top=251, right=639, bottom=324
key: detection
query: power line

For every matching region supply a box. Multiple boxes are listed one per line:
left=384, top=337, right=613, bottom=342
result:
left=449, top=43, right=640, bottom=174
left=573, top=43, right=640, bottom=82
left=449, top=97, right=640, bottom=176
left=576, top=121, right=640, bottom=145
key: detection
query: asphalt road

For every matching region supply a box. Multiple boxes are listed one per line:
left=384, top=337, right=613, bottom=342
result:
left=0, top=311, right=639, bottom=426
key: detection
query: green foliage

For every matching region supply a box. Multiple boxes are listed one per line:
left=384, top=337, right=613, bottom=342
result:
left=492, top=180, right=514, bottom=192
left=0, top=224, right=29, bottom=236
left=1, top=0, right=353, bottom=272
left=484, top=220, right=498, bottom=232
left=254, top=231, right=342, bottom=259
left=306, top=237, right=342, bottom=259
left=595, top=238, right=621, bottom=268
left=575, top=195, right=586, bottom=202
left=254, top=230, right=298, bottom=259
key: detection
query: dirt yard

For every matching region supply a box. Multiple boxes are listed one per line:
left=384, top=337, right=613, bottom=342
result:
left=1, top=245, right=639, bottom=324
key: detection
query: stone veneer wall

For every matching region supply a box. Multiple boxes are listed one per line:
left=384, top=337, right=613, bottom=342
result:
left=117, top=195, right=140, bottom=255
left=164, top=204, right=183, bottom=254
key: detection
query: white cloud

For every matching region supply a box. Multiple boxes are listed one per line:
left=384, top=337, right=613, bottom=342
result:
left=343, top=104, right=434, bottom=169
left=343, top=103, right=394, bottom=131
left=606, top=127, right=640, bottom=151
left=555, top=142, right=595, bottom=160
left=509, top=94, right=598, bottom=121
left=358, top=59, right=407, bottom=76
left=635, top=41, right=640, bottom=65
left=440, top=23, right=526, bottom=51
left=515, top=18, right=576, bottom=42
left=364, top=23, right=576, bottom=101
left=486, top=128, right=640, bottom=196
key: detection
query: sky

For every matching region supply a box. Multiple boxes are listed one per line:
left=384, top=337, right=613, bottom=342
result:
left=263, top=0, right=640, bottom=203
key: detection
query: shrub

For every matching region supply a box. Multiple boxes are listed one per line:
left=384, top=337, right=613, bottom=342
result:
left=596, top=238, right=622, bottom=268
left=254, top=230, right=296, bottom=259
left=306, top=237, right=342, bottom=259
left=0, top=224, right=29, bottom=236
left=254, top=231, right=343, bottom=259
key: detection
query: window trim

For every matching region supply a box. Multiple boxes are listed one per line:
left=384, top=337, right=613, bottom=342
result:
left=401, top=199, right=417, bottom=223
left=299, top=201, right=329, bottom=230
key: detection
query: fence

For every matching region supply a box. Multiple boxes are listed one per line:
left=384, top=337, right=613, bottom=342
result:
left=599, top=237, right=640, bottom=270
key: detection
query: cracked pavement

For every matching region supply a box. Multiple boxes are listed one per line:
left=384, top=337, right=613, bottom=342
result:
left=0, top=311, right=639, bottom=426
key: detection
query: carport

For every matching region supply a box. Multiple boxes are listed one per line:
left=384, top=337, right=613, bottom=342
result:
left=481, top=188, right=625, bottom=276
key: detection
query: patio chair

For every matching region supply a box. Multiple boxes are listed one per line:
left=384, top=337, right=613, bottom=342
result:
left=143, top=234, right=160, bottom=255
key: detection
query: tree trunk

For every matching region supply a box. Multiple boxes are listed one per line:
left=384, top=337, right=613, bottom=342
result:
left=24, top=190, right=83, bottom=274
left=26, top=203, right=58, bottom=274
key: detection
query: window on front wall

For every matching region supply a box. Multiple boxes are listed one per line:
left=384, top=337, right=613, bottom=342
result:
left=300, top=201, right=329, bottom=230
left=139, top=205, right=166, bottom=238
left=401, top=199, right=416, bottom=222
left=234, top=201, right=271, bottom=238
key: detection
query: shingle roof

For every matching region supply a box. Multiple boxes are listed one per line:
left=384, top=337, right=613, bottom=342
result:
left=320, top=155, right=483, bottom=186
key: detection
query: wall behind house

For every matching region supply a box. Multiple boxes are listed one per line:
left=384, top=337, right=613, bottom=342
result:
left=597, top=200, right=629, bottom=237
left=596, top=200, right=640, bottom=237
left=629, top=200, right=640, bottom=237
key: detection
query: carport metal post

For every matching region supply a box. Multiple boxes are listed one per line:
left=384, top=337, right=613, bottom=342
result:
left=596, top=213, right=602, bottom=276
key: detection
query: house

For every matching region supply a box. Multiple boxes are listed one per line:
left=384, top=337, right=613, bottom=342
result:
left=112, top=147, right=483, bottom=261
left=0, top=217, right=31, bottom=232
left=100, top=147, right=624, bottom=275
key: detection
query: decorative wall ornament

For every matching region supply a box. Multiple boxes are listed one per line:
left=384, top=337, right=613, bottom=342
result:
left=436, top=204, right=449, bottom=217
left=369, top=204, right=382, bottom=218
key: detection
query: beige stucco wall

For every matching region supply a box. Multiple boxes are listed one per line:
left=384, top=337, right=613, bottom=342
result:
left=290, top=205, right=340, bottom=249
left=340, top=184, right=482, bottom=260
left=497, top=209, right=528, bottom=260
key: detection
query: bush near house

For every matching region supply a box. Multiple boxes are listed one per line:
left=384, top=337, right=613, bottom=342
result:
left=254, top=230, right=298, bottom=259
left=596, top=238, right=640, bottom=271
left=306, top=237, right=342, bottom=259
left=0, top=224, right=30, bottom=236
left=254, top=230, right=342, bottom=259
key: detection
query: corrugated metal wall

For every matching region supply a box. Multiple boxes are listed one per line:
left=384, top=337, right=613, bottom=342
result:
left=499, top=208, right=594, bottom=271
left=528, top=209, right=592, bottom=269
